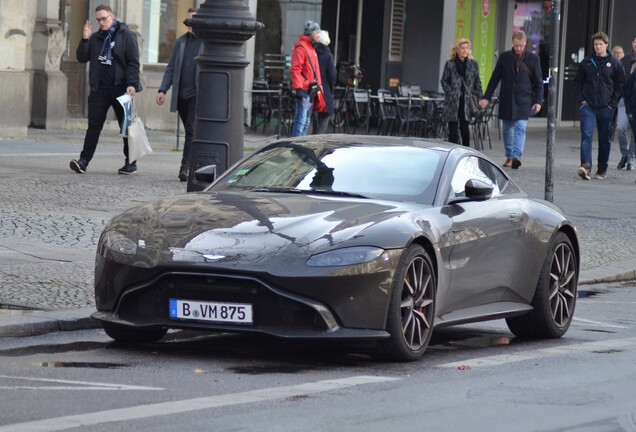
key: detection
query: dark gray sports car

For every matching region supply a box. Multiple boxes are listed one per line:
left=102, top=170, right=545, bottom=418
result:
left=92, top=135, right=579, bottom=361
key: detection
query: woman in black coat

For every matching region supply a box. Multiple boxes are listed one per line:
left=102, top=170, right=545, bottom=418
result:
left=313, top=30, right=337, bottom=134
left=441, top=38, right=483, bottom=147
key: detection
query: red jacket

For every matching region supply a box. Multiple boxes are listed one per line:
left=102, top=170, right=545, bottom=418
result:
left=290, top=35, right=322, bottom=91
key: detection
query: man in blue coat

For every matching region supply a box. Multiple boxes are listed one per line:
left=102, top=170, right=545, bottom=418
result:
left=157, top=8, right=202, bottom=182
left=480, top=31, right=543, bottom=169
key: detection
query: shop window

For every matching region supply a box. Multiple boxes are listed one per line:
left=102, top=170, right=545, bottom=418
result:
left=513, top=1, right=551, bottom=116
left=513, top=1, right=550, bottom=56
left=142, top=0, right=198, bottom=64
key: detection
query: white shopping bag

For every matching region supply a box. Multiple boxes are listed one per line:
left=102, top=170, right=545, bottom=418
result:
left=127, top=97, right=153, bottom=161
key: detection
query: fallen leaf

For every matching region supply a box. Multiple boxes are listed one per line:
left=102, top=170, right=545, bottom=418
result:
left=193, top=368, right=207, bottom=374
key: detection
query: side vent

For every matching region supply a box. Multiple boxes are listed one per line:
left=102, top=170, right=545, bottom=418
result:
left=388, top=0, right=406, bottom=62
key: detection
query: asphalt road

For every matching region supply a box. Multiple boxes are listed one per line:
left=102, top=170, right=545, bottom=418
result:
left=0, top=280, right=634, bottom=431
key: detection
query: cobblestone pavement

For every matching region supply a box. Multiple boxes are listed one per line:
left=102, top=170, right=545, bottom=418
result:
left=1, top=128, right=191, bottom=310
left=1, top=123, right=636, bottom=313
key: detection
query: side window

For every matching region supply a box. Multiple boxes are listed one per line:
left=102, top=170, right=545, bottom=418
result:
left=448, top=156, right=502, bottom=200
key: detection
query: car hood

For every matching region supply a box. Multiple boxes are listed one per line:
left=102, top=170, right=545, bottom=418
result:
left=105, top=191, right=421, bottom=267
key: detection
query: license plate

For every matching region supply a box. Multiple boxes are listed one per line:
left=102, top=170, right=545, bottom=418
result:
left=169, top=299, right=253, bottom=324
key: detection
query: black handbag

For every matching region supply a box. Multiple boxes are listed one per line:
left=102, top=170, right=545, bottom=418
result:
left=461, top=75, right=482, bottom=122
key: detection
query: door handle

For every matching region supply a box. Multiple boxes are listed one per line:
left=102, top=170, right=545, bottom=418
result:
left=509, top=212, right=522, bottom=222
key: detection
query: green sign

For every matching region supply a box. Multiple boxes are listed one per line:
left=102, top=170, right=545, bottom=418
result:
left=472, top=0, right=497, bottom=87
left=455, top=0, right=473, bottom=41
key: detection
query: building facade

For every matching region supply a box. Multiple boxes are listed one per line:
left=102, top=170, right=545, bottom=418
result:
left=1, top=0, right=634, bottom=139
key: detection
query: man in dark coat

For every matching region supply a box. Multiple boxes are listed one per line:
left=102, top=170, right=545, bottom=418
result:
left=157, top=8, right=202, bottom=182
left=623, top=35, right=636, bottom=74
left=480, top=31, right=543, bottom=169
left=70, top=4, right=142, bottom=175
left=574, top=32, right=625, bottom=180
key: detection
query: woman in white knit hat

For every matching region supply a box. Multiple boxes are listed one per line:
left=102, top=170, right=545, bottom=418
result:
left=313, top=30, right=337, bottom=134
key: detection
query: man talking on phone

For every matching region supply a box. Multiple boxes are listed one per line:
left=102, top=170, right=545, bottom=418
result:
left=70, top=4, right=142, bottom=175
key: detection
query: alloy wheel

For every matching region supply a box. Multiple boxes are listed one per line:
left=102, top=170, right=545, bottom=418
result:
left=400, top=256, right=435, bottom=350
left=549, top=242, right=577, bottom=327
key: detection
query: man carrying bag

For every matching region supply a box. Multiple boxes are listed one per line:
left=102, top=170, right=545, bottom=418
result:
left=69, top=4, right=142, bottom=175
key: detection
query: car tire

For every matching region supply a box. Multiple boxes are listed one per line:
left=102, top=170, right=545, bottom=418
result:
left=506, top=232, right=578, bottom=338
left=102, top=322, right=168, bottom=343
left=378, top=244, right=436, bottom=361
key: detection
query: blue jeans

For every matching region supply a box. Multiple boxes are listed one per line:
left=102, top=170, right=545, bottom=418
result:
left=501, top=120, right=528, bottom=159
left=292, top=93, right=313, bottom=137
left=580, top=103, right=614, bottom=171
left=628, top=114, right=636, bottom=155
left=616, top=98, right=635, bottom=164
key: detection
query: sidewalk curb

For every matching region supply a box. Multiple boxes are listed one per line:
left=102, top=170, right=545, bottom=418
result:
left=579, top=270, right=636, bottom=285
left=0, top=307, right=100, bottom=339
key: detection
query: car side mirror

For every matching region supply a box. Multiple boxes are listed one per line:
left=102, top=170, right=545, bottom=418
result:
left=193, top=164, right=217, bottom=190
left=464, top=179, right=493, bottom=201
left=448, top=179, right=494, bottom=204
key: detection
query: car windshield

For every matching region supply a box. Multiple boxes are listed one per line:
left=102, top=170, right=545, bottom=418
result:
left=211, top=141, right=445, bottom=204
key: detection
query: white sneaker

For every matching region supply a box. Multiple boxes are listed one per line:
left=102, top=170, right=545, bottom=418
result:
left=577, top=166, right=590, bottom=180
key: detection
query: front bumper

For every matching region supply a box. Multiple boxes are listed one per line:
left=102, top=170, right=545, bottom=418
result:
left=93, top=269, right=394, bottom=339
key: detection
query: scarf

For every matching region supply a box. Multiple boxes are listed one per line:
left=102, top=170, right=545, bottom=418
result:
left=98, top=20, right=119, bottom=65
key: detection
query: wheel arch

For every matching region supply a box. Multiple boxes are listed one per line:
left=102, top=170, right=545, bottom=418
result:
left=557, top=223, right=580, bottom=272
left=408, top=236, right=439, bottom=284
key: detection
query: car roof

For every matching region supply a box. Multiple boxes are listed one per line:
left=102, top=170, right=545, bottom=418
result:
left=268, top=134, right=470, bottom=154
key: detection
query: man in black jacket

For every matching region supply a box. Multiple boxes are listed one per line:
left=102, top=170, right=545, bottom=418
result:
left=70, top=4, right=142, bottom=175
left=156, top=8, right=201, bottom=182
left=574, top=32, right=625, bottom=180
left=623, top=35, right=636, bottom=74
left=480, top=31, right=543, bottom=170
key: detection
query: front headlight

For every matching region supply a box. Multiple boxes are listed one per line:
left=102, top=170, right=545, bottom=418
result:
left=102, top=231, right=137, bottom=256
left=306, top=246, right=385, bottom=267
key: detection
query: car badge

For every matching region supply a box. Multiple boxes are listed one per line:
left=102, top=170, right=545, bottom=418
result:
left=203, top=254, right=225, bottom=261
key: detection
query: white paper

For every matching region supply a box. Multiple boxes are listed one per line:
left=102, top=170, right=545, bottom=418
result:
left=117, top=93, right=133, bottom=137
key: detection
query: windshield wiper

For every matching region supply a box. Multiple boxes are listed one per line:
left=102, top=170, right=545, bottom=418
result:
left=249, top=187, right=302, bottom=193
left=302, top=189, right=368, bottom=199
left=249, top=187, right=367, bottom=199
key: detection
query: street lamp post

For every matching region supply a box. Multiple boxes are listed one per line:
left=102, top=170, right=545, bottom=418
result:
left=185, top=0, right=264, bottom=192
left=545, top=0, right=561, bottom=203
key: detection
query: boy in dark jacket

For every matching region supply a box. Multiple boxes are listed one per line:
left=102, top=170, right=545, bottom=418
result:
left=70, top=4, right=142, bottom=175
left=574, top=32, right=625, bottom=180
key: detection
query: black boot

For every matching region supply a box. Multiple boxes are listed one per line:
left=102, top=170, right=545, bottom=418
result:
left=617, top=156, right=627, bottom=169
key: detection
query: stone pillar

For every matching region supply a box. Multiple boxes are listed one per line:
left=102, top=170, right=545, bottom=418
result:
left=30, top=0, right=68, bottom=129
left=185, top=0, right=264, bottom=192
left=0, top=0, right=35, bottom=138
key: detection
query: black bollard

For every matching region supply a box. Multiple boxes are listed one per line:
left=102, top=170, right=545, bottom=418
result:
left=185, top=0, right=264, bottom=192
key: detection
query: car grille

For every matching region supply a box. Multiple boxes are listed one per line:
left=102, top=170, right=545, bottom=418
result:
left=115, top=272, right=330, bottom=332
